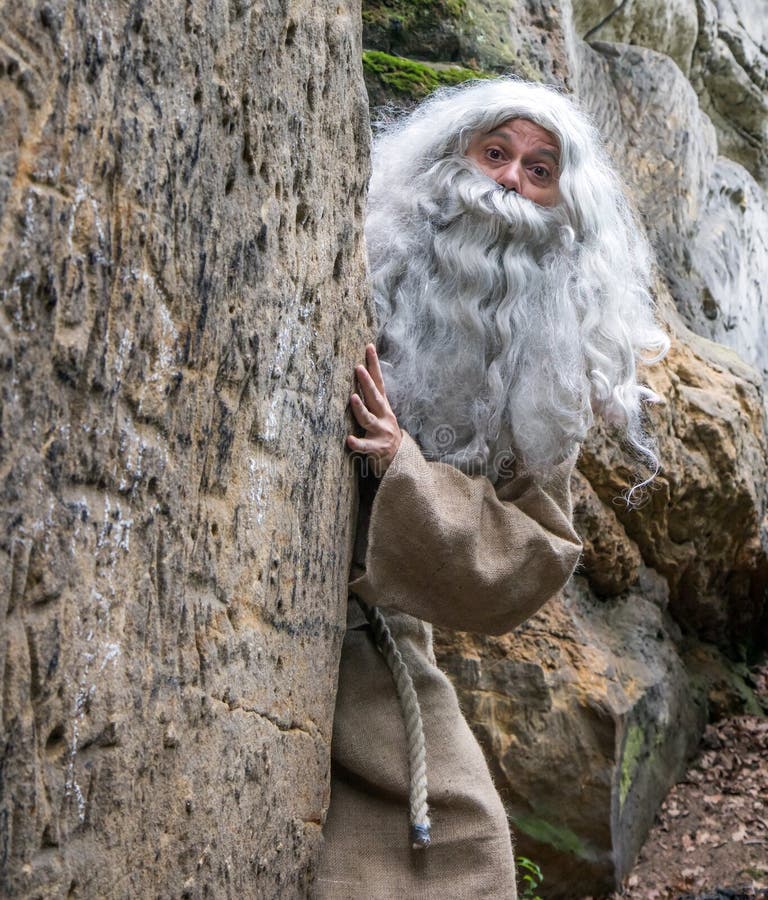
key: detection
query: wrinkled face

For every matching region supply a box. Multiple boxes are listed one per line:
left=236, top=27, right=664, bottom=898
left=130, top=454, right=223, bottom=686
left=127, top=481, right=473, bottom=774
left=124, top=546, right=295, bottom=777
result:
left=464, top=118, right=561, bottom=207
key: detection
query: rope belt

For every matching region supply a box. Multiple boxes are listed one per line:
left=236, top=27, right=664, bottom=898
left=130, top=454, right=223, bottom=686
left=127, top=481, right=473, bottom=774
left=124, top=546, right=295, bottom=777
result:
left=356, top=597, right=432, bottom=849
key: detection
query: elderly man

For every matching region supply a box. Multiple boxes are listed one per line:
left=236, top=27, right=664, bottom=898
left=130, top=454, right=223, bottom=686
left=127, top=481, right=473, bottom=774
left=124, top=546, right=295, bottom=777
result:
left=315, top=78, right=668, bottom=898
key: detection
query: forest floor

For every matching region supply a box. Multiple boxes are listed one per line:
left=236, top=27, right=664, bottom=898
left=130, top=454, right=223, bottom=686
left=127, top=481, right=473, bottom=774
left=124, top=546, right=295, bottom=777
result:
left=601, top=662, right=768, bottom=900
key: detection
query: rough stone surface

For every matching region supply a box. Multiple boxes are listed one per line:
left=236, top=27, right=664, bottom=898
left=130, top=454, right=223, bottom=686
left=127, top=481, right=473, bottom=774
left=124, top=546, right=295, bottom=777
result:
left=688, top=157, right=768, bottom=382
left=457, top=0, right=570, bottom=80
left=361, top=0, right=571, bottom=82
left=361, top=0, right=768, bottom=894
left=572, top=0, right=699, bottom=76
left=0, top=1, right=370, bottom=896
left=691, top=0, right=768, bottom=189
left=576, top=40, right=768, bottom=393
left=574, top=41, right=719, bottom=320
left=570, top=470, right=641, bottom=599
left=434, top=574, right=705, bottom=899
left=578, top=310, right=768, bottom=650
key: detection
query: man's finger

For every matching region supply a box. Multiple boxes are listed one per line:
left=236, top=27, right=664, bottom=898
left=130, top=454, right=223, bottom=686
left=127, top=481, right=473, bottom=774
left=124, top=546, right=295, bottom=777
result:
left=346, top=434, right=381, bottom=455
left=355, top=364, right=386, bottom=415
left=350, top=393, right=379, bottom=430
left=366, top=344, right=387, bottom=396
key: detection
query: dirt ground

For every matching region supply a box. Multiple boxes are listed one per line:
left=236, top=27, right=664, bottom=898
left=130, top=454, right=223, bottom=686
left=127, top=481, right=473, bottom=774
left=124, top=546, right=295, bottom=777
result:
left=598, top=663, right=768, bottom=900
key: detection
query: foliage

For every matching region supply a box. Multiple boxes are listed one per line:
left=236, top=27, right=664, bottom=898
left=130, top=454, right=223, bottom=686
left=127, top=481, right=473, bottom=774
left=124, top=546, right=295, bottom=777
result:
left=362, top=50, right=490, bottom=100
left=517, top=855, right=544, bottom=900
left=512, top=812, right=588, bottom=858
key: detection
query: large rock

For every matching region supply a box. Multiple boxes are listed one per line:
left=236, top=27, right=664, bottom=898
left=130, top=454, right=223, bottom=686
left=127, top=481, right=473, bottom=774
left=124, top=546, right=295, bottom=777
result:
left=362, top=0, right=572, bottom=83
left=579, top=304, right=768, bottom=649
left=575, top=41, right=719, bottom=332
left=435, top=573, right=705, bottom=898
left=572, top=0, right=768, bottom=190
left=0, top=0, right=369, bottom=895
left=688, top=158, right=768, bottom=381
left=572, top=0, right=699, bottom=75
left=576, top=40, right=768, bottom=391
left=691, top=0, right=768, bottom=189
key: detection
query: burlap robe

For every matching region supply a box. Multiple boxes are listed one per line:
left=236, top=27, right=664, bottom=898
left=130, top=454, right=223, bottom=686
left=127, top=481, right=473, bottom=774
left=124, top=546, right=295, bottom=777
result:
left=314, top=433, right=581, bottom=899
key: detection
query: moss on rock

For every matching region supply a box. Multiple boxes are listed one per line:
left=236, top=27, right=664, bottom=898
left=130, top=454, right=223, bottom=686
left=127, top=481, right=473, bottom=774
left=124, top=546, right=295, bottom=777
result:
left=363, top=0, right=466, bottom=31
left=362, top=0, right=467, bottom=65
left=619, top=723, right=647, bottom=811
left=362, top=49, right=490, bottom=103
left=512, top=813, right=594, bottom=861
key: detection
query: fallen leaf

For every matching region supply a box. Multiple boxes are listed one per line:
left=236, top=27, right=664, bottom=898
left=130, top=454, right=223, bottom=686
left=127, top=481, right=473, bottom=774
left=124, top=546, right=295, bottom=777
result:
left=731, top=824, right=748, bottom=841
left=694, top=829, right=717, bottom=845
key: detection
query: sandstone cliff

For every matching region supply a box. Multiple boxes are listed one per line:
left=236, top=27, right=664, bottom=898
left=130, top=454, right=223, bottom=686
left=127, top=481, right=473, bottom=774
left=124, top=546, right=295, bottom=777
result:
left=362, top=0, right=768, bottom=895
left=0, top=1, right=370, bottom=895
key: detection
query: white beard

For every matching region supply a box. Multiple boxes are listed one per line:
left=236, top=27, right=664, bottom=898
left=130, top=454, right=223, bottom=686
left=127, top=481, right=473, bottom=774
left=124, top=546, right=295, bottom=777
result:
left=368, top=156, right=589, bottom=480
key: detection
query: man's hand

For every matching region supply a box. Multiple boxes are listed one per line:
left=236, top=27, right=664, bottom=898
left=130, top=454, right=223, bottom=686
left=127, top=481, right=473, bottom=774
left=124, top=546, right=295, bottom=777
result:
left=347, top=344, right=402, bottom=476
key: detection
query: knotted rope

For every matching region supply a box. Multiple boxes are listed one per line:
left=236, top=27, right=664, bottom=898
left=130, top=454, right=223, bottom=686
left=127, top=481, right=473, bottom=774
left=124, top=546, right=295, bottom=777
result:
left=357, top=598, right=432, bottom=849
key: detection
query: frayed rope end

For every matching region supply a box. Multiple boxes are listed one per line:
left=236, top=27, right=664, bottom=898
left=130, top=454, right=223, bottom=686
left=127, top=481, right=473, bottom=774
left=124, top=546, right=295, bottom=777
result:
left=410, top=823, right=431, bottom=850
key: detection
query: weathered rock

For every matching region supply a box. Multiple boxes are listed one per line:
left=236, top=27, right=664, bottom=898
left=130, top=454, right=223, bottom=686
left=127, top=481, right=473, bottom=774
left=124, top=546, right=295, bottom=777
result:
left=572, top=0, right=768, bottom=191
left=362, top=0, right=467, bottom=63
left=688, top=158, right=768, bottom=381
left=0, top=1, right=369, bottom=896
left=571, top=469, right=642, bottom=598
left=435, top=574, right=705, bottom=898
left=362, top=0, right=572, bottom=83
left=575, top=41, right=720, bottom=330
left=579, top=307, right=768, bottom=649
left=457, top=0, right=571, bottom=80
left=691, top=0, right=768, bottom=189
left=572, top=0, right=699, bottom=76
left=576, top=40, right=768, bottom=391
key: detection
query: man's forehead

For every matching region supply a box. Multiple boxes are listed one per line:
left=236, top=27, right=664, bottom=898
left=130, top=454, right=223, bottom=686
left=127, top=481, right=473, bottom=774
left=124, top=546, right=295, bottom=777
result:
left=479, top=118, right=560, bottom=158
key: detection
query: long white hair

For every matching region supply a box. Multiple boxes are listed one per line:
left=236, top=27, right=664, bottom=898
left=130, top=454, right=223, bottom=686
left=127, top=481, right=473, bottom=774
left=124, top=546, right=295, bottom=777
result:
left=366, top=78, right=669, bottom=489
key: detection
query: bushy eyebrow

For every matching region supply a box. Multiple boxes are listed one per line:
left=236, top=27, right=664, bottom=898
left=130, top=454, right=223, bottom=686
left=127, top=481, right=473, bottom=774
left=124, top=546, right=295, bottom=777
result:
left=532, top=148, right=560, bottom=165
left=483, top=130, right=560, bottom=165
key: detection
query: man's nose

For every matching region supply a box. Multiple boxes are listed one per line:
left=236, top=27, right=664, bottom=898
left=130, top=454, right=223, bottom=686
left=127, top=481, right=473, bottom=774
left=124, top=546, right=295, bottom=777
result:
left=495, top=161, right=522, bottom=193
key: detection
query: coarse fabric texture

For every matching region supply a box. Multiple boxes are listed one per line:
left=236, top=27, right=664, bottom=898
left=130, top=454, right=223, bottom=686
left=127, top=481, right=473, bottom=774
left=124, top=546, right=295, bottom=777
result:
left=314, top=432, right=581, bottom=899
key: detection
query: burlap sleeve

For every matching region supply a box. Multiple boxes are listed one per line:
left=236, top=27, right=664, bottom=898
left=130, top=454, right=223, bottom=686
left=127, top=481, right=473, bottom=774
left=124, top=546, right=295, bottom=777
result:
left=349, top=431, right=582, bottom=634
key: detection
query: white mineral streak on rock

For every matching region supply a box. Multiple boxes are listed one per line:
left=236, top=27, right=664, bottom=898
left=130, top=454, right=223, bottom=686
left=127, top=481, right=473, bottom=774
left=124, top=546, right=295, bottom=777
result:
left=64, top=634, right=122, bottom=824
left=249, top=452, right=273, bottom=527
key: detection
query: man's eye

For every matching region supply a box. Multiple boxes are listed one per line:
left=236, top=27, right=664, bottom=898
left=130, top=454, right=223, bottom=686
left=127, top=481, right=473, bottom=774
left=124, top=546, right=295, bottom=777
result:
left=531, top=166, right=550, bottom=179
left=486, top=148, right=503, bottom=161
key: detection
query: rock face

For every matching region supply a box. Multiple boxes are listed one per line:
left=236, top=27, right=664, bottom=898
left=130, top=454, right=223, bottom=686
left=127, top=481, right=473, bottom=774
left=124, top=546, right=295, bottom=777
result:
left=575, top=38, right=768, bottom=388
left=0, top=1, right=369, bottom=896
left=362, top=0, right=768, bottom=895
left=691, top=0, right=768, bottom=190
left=434, top=575, right=705, bottom=898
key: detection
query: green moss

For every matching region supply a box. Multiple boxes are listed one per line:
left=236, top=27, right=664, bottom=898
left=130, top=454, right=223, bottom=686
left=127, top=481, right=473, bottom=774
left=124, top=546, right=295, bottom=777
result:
left=362, top=50, right=490, bottom=100
left=512, top=814, right=591, bottom=860
left=619, top=723, right=646, bottom=811
left=510, top=55, right=544, bottom=84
